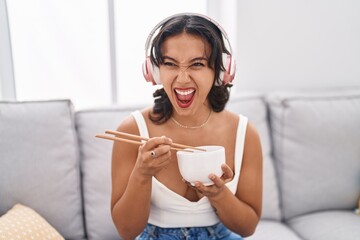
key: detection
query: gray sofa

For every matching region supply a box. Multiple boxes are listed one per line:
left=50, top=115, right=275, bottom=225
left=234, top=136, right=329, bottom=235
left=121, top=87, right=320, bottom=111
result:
left=1, top=88, right=360, bottom=240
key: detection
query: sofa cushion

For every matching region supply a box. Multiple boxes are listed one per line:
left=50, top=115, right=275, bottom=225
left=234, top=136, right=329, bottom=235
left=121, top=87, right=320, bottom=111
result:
left=76, top=106, right=142, bottom=240
left=0, top=204, right=64, bottom=240
left=267, top=88, right=360, bottom=220
left=287, top=211, right=360, bottom=240
left=0, top=100, right=85, bottom=239
left=227, top=93, right=281, bottom=221
left=245, top=220, right=302, bottom=240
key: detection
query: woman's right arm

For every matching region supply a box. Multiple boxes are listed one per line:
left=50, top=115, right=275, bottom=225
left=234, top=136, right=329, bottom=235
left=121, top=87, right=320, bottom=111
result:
left=110, top=115, right=172, bottom=239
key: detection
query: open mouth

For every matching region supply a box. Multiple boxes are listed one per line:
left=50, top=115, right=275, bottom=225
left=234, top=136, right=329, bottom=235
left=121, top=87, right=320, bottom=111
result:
left=174, top=88, right=195, bottom=108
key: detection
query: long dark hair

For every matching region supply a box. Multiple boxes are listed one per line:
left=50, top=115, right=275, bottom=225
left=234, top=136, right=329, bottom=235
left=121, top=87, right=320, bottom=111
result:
left=149, top=14, right=232, bottom=124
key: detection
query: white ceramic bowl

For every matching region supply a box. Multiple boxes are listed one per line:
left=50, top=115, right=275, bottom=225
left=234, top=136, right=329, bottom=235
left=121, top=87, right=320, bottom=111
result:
left=176, top=145, right=225, bottom=186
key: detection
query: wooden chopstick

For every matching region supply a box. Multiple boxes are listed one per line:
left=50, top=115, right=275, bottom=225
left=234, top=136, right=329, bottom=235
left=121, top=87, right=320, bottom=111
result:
left=95, top=134, right=193, bottom=152
left=105, top=130, right=206, bottom=152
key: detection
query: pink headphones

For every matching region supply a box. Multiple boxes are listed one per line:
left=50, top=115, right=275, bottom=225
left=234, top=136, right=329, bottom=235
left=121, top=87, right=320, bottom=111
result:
left=142, top=13, right=236, bottom=86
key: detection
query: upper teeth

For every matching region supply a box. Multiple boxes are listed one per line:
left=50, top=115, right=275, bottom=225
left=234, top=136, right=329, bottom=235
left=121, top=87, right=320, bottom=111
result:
left=175, top=89, right=195, bottom=95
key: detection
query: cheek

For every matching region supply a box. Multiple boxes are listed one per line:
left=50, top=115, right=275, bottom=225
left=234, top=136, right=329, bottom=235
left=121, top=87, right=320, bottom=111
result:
left=197, top=73, right=215, bottom=91
left=159, top=72, right=170, bottom=86
left=159, top=69, right=172, bottom=85
left=159, top=75, right=174, bottom=97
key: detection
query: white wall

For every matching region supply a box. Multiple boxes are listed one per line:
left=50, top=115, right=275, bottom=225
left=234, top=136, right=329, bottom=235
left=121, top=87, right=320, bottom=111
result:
left=6, top=0, right=111, bottom=109
left=235, top=0, right=360, bottom=93
left=0, top=0, right=15, bottom=100
left=2, top=0, right=360, bottom=108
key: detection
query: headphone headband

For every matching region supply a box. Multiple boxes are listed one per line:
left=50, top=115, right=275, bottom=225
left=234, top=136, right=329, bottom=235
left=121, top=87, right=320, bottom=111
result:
left=144, top=12, right=233, bottom=57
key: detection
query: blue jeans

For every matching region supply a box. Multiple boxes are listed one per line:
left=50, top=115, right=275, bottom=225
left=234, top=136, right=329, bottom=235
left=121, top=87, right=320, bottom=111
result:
left=136, top=222, right=243, bottom=240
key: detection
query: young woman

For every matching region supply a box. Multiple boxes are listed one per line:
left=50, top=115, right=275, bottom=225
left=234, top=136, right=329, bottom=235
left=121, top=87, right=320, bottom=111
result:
left=110, top=13, right=263, bottom=240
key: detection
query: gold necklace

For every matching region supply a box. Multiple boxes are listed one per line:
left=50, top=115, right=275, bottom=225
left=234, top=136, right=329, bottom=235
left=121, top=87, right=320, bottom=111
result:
left=171, top=111, right=212, bottom=129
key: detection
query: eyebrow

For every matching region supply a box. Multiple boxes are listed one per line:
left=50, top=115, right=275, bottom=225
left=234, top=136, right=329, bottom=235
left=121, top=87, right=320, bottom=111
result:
left=162, top=56, right=208, bottom=63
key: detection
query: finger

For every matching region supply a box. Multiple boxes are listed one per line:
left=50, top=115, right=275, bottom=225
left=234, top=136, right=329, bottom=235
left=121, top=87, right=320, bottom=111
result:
left=194, top=182, right=203, bottom=193
left=208, top=174, right=224, bottom=188
left=195, top=181, right=210, bottom=194
left=220, top=164, right=234, bottom=182
left=143, top=151, right=171, bottom=169
left=149, top=148, right=172, bottom=166
left=143, top=136, right=173, bottom=151
left=151, top=144, right=172, bottom=159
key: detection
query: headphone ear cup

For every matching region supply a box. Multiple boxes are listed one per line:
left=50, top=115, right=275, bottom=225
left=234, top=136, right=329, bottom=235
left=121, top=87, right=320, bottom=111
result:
left=142, top=57, right=158, bottom=85
left=152, top=65, right=160, bottom=85
left=216, top=54, right=236, bottom=86
left=221, top=54, right=236, bottom=86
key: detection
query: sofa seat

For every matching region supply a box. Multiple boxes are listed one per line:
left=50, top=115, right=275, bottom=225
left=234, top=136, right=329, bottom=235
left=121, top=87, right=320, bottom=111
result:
left=287, top=210, right=360, bottom=240
left=246, top=220, right=302, bottom=240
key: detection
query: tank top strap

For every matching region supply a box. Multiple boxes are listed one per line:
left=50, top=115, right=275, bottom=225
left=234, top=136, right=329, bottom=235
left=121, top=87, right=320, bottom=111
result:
left=227, top=114, right=248, bottom=192
left=235, top=114, right=248, bottom=177
left=131, top=110, right=149, bottom=139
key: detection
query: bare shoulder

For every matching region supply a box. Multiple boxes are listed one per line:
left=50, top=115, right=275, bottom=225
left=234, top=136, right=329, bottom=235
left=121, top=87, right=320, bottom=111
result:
left=220, top=109, right=240, bottom=127
left=115, top=107, right=151, bottom=134
left=112, top=109, right=152, bottom=176
left=244, top=121, right=262, bottom=149
left=220, top=110, right=260, bottom=142
left=222, top=109, right=239, bottom=119
left=116, top=113, right=138, bottom=134
left=111, top=107, right=151, bottom=168
left=230, top=112, right=263, bottom=166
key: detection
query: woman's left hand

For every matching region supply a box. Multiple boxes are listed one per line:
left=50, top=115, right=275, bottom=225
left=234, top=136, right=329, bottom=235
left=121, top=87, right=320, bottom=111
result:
left=193, top=163, right=234, bottom=199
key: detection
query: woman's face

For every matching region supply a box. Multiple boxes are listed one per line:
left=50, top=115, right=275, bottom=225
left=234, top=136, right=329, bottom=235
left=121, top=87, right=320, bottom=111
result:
left=159, top=33, right=215, bottom=116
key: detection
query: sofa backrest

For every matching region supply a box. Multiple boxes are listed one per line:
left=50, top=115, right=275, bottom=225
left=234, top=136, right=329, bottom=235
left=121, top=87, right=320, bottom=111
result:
left=0, top=100, right=85, bottom=239
left=75, top=106, right=141, bottom=240
left=227, top=93, right=281, bottom=221
left=267, top=88, right=360, bottom=220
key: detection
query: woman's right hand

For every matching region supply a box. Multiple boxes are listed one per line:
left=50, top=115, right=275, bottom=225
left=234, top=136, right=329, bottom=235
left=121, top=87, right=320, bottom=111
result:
left=134, top=136, right=173, bottom=178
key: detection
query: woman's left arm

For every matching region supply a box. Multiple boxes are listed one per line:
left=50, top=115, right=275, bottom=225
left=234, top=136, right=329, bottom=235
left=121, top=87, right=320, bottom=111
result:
left=195, top=123, right=263, bottom=237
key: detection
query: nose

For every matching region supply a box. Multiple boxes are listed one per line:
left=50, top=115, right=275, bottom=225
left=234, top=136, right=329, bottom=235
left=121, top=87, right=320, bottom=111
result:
left=176, top=66, right=190, bottom=83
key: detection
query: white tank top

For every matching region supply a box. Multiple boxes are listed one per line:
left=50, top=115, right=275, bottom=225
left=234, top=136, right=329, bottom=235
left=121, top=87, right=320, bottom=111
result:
left=131, top=111, right=248, bottom=228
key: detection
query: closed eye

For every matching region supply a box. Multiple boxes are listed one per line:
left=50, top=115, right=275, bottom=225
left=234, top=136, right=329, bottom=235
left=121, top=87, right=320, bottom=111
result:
left=192, top=62, right=205, bottom=67
left=163, top=61, right=177, bottom=67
